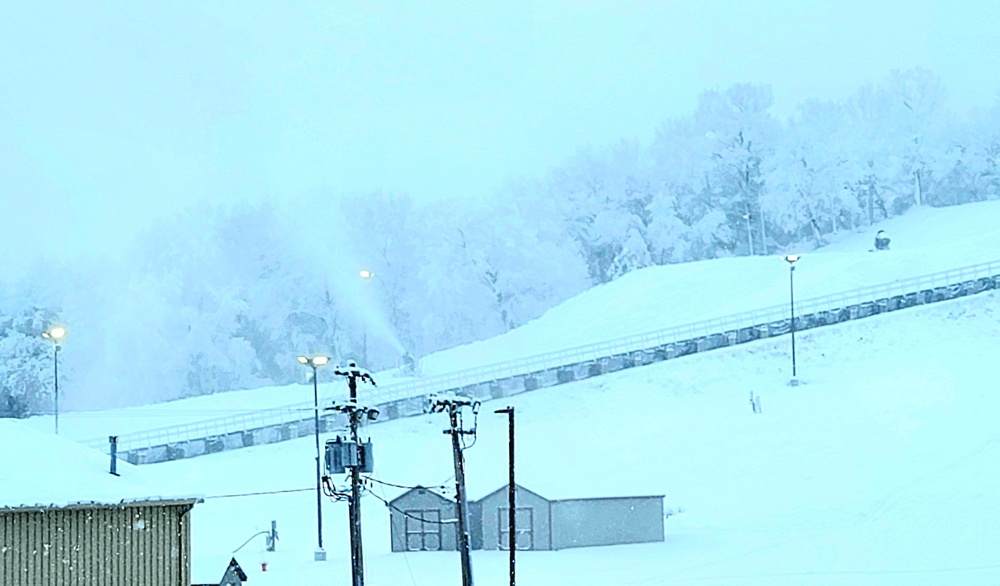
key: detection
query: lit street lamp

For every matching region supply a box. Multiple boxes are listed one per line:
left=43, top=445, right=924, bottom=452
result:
left=298, top=354, right=331, bottom=561
left=783, top=254, right=801, bottom=385
left=41, top=326, right=67, bottom=434
left=359, top=270, right=375, bottom=368
left=743, top=213, right=754, bottom=256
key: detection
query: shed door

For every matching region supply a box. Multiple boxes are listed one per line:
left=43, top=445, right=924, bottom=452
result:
left=497, top=507, right=534, bottom=550
left=404, top=509, right=442, bottom=551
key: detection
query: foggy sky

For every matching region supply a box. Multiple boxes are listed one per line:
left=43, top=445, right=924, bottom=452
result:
left=3, top=0, right=999, bottom=280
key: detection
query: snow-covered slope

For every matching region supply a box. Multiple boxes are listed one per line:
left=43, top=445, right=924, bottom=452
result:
left=418, top=200, right=1000, bottom=375
left=139, top=291, right=1000, bottom=585
left=31, top=200, right=1000, bottom=442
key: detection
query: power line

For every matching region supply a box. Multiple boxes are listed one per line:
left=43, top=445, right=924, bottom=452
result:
left=369, top=469, right=420, bottom=586
left=366, top=490, right=456, bottom=525
left=365, top=476, right=448, bottom=491
left=203, top=487, right=313, bottom=500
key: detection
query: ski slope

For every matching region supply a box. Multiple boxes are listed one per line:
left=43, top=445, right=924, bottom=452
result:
left=29, top=200, right=1000, bottom=442
left=417, top=201, right=1000, bottom=376
left=135, top=290, right=1000, bottom=585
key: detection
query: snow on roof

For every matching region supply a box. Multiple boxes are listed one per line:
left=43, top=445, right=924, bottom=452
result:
left=388, top=485, right=452, bottom=505
left=467, top=478, right=664, bottom=503
left=0, top=419, right=198, bottom=511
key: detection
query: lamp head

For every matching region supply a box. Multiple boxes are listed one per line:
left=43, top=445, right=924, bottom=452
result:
left=359, top=270, right=374, bottom=279
left=43, top=326, right=67, bottom=342
left=299, top=355, right=330, bottom=368
left=783, top=254, right=801, bottom=265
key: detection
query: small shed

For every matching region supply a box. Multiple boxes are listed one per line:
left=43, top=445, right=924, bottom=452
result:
left=388, top=487, right=458, bottom=552
left=477, top=484, right=664, bottom=551
left=475, top=484, right=553, bottom=551
left=0, top=420, right=201, bottom=586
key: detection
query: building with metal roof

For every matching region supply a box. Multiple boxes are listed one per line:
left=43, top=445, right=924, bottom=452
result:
left=0, top=421, right=201, bottom=586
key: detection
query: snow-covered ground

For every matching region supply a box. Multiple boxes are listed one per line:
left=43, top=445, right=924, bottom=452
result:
left=134, top=290, right=1000, bottom=585
left=27, top=200, right=1000, bottom=442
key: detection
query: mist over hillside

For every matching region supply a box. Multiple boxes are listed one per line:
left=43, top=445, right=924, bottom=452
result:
left=3, top=67, right=1000, bottom=413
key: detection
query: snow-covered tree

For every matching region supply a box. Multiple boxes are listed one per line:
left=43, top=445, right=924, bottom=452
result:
left=0, top=306, right=59, bottom=418
left=462, top=188, right=590, bottom=330
left=765, top=99, right=860, bottom=247
left=883, top=68, right=950, bottom=209
left=548, top=141, right=655, bottom=282
left=693, top=84, right=781, bottom=256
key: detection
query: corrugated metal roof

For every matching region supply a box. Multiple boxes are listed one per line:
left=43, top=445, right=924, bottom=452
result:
left=0, top=497, right=203, bottom=514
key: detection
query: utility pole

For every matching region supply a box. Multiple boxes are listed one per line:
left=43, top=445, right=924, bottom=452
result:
left=495, top=406, right=515, bottom=586
left=431, top=395, right=478, bottom=586
left=332, top=362, right=377, bottom=586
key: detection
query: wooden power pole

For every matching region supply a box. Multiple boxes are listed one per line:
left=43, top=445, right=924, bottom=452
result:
left=331, top=362, right=377, bottom=586
left=431, top=395, right=479, bottom=586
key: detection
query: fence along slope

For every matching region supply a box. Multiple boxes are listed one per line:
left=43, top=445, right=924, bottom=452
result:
left=88, top=259, right=1000, bottom=455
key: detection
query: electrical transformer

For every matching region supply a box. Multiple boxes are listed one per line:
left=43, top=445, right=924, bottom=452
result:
left=325, top=437, right=374, bottom=474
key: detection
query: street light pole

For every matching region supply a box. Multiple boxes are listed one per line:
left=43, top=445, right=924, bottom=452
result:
left=53, top=345, right=60, bottom=434
left=298, top=355, right=331, bottom=561
left=783, top=255, right=800, bottom=384
left=359, top=270, right=375, bottom=368
left=42, top=326, right=67, bottom=434
left=743, top=212, right=754, bottom=256
left=311, top=365, right=323, bottom=556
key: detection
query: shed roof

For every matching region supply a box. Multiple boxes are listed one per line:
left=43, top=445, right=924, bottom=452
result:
left=471, top=482, right=664, bottom=504
left=388, top=485, right=453, bottom=506
left=472, top=483, right=551, bottom=504
left=0, top=419, right=199, bottom=511
left=465, top=466, right=666, bottom=501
